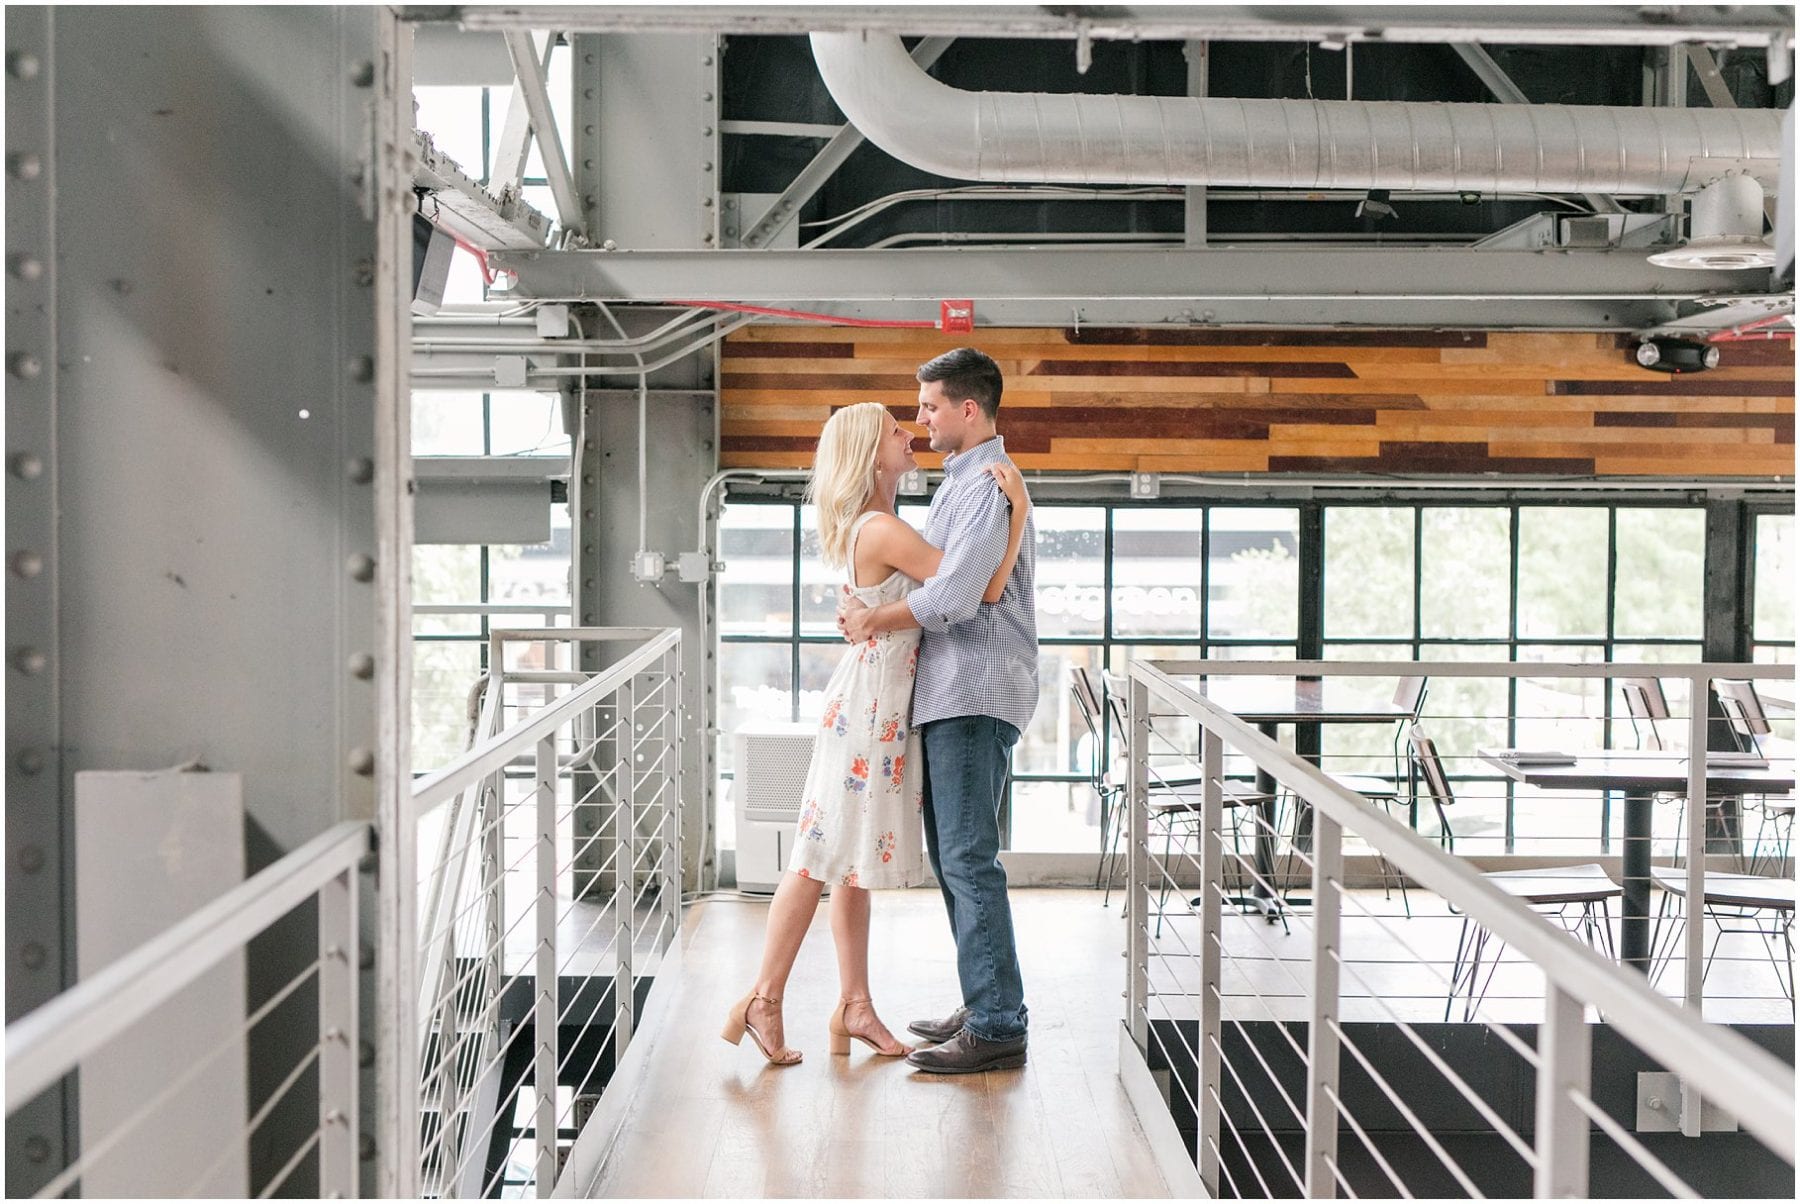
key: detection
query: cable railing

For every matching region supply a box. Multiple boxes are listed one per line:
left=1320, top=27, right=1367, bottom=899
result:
left=410, top=626, right=682, bottom=1198
left=3, top=821, right=369, bottom=1198
left=1121, top=659, right=1795, bottom=1199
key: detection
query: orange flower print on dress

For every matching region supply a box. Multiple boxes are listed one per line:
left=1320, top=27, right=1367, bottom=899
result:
left=797, top=867, right=811, bottom=879
left=875, top=831, right=896, bottom=863
left=878, top=716, right=901, bottom=742
left=889, top=754, right=905, bottom=788
left=841, top=870, right=860, bottom=888
left=845, top=756, right=869, bottom=794
left=905, top=647, right=918, bottom=677
left=821, top=697, right=846, bottom=736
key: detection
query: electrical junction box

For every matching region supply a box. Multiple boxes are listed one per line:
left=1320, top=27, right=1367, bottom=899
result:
left=632, top=551, right=666, bottom=583
left=940, top=299, right=974, bottom=333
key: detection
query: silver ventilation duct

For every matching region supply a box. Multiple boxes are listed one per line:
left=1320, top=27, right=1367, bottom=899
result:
left=1648, top=173, right=1776, bottom=269
left=808, top=33, right=1783, bottom=196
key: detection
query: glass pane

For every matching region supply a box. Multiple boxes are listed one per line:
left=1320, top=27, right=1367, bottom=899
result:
left=413, top=391, right=485, bottom=456
left=798, top=506, right=842, bottom=638
left=1419, top=508, right=1510, bottom=639
left=1323, top=507, right=1414, bottom=639
left=717, top=643, right=794, bottom=774
left=488, top=526, right=571, bottom=607
left=1753, top=644, right=1795, bottom=664
left=1613, top=508, right=1704, bottom=640
left=1111, top=509, right=1202, bottom=639
left=1103, top=645, right=1204, bottom=763
left=414, top=640, right=483, bottom=772
left=521, top=44, right=573, bottom=182
left=1513, top=644, right=1607, bottom=857
left=1008, top=780, right=1103, bottom=854
left=442, top=248, right=487, bottom=306
left=1513, top=645, right=1607, bottom=753
left=718, top=503, right=794, bottom=638
left=1607, top=644, right=1702, bottom=753
left=488, top=390, right=569, bottom=456
left=1319, top=644, right=1413, bottom=777
left=412, top=534, right=480, bottom=634
left=412, top=85, right=485, bottom=177
left=797, top=642, right=848, bottom=723
left=1412, top=645, right=1511, bottom=852
left=1016, top=645, right=1105, bottom=778
left=1516, top=507, right=1607, bottom=639
left=1754, top=512, right=1795, bottom=646
left=1208, top=508, right=1299, bottom=640
left=1034, top=507, right=1106, bottom=639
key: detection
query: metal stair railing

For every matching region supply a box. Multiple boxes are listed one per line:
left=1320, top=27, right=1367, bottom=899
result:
left=411, top=627, right=683, bottom=1199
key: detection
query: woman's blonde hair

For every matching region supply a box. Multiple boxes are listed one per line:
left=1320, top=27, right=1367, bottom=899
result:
left=806, top=402, right=889, bottom=569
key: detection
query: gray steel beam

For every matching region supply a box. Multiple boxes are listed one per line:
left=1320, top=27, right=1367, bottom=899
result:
left=1184, top=40, right=1207, bottom=246
left=490, top=245, right=1770, bottom=301
left=502, top=30, right=583, bottom=238
left=1451, top=44, right=1623, bottom=215
left=1685, top=44, right=1780, bottom=228
left=438, top=6, right=1796, bottom=48
left=413, top=129, right=553, bottom=250
left=491, top=30, right=553, bottom=198
left=740, top=36, right=953, bottom=248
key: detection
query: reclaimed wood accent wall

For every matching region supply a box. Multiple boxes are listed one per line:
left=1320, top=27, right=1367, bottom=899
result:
left=719, top=327, right=1794, bottom=478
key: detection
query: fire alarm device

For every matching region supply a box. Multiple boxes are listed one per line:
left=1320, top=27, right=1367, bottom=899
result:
left=939, top=299, right=974, bottom=333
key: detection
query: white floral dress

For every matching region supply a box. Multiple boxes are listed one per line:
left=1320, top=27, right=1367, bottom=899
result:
left=789, top=511, right=927, bottom=889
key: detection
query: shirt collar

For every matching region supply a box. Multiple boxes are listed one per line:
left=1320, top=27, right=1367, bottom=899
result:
left=943, top=435, right=1007, bottom=478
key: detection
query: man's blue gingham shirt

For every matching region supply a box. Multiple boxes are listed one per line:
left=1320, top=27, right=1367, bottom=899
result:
left=906, top=436, right=1039, bottom=733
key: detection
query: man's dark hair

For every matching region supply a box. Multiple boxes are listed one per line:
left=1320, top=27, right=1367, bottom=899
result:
left=917, top=347, right=1003, bottom=421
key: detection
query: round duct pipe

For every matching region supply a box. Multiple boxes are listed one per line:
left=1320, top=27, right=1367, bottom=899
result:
left=1646, top=173, right=1777, bottom=270
left=808, top=33, right=1783, bottom=196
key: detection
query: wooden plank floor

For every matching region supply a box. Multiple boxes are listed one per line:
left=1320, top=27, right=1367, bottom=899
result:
left=582, top=889, right=1172, bottom=1199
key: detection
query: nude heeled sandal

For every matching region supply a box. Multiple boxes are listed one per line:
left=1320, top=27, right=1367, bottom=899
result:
left=722, top=991, right=803, bottom=1066
left=829, top=996, right=913, bottom=1057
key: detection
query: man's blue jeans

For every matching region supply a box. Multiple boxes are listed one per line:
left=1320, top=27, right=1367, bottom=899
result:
left=920, top=715, right=1028, bottom=1042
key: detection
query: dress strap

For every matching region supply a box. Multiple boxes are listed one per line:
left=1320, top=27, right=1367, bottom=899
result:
left=846, top=511, right=882, bottom=588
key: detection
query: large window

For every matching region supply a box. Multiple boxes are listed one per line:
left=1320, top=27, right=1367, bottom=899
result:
left=716, top=492, right=1786, bottom=862
left=1322, top=504, right=1706, bottom=855
left=411, top=391, right=572, bottom=771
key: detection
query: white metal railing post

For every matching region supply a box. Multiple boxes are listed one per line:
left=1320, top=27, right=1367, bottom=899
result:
left=1534, top=984, right=1592, bottom=1197
left=1198, top=726, right=1226, bottom=1195
left=1682, top=671, right=1710, bottom=1136
left=616, top=675, right=638, bottom=1054
left=1126, top=676, right=1151, bottom=1050
left=667, top=646, right=683, bottom=937
left=534, top=735, right=558, bottom=1195
left=318, top=864, right=358, bottom=1198
left=1305, top=810, right=1345, bottom=1197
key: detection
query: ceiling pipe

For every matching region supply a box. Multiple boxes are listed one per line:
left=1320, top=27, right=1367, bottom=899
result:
left=808, top=33, right=1783, bottom=196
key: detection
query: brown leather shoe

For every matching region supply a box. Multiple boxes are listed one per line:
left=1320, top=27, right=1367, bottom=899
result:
left=904, top=1027, right=1027, bottom=1074
left=905, top=1006, right=970, bottom=1045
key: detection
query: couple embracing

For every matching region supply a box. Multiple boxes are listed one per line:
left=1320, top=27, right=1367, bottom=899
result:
left=721, top=347, right=1040, bottom=1075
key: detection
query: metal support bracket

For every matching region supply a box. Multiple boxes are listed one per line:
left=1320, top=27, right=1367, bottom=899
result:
left=1636, top=1071, right=1740, bottom=1133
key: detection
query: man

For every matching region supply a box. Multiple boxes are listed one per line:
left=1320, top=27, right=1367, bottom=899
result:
left=838, top=346, right=1038, bottom=1074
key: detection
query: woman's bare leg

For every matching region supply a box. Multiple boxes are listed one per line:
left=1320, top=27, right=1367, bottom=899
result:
left=746, top=871, right=826, bottom=1051
left=828, top=884, right=906, bottom=1051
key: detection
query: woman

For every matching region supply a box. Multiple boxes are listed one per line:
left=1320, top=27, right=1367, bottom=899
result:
left=722, top=402, right=1029, bottom=1065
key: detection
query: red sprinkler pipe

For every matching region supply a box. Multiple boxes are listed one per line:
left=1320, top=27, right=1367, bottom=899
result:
left=1707, top=314, right=1795, bottom=343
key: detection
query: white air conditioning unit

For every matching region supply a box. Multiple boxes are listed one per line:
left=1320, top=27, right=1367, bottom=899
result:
left=732, top=722, right=817, bottom=893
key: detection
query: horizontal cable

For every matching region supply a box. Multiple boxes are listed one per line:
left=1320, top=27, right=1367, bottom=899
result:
left=1322, top=1081, right=1417, bottom=1200
left=1326, top=947, right=1539, bottom=1163
left=34, top=959, right=322, bottom=1200
left=1329, top=1017, right=1486, bottom=1197
left=256, top=1126, right=323, bottom=1200
left=1569, top=1089, right=1700, bottom=1199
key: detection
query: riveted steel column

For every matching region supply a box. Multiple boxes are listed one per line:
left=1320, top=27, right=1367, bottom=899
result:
left=1126, top=676, right=1151, bottom=1049
left=318, top=866, right=359, bottom=1198
left=4, top=6, right=64, bottom=1194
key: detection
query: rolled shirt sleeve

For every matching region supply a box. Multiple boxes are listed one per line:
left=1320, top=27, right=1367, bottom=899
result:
left=906, top=485, right=1010, bottom=632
